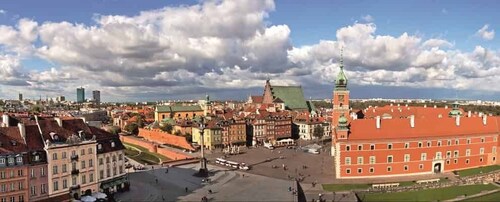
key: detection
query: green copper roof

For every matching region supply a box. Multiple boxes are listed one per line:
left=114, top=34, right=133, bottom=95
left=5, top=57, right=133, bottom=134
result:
left=270, top=86, right=309, bottom=110
left=335, top=49, right=348, bottom=90
left=156, top=105, right=203, bottom=112
left=448, top=101, right=462, bottom=117
left=337, top=115, right=348, bottom=130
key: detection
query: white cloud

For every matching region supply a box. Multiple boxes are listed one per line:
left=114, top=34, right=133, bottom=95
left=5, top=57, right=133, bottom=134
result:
left=0, top=9, right=6, bottom=15
left=361, top=15, right=374, bottom=22
left=475, top=24, right=495, bottom=40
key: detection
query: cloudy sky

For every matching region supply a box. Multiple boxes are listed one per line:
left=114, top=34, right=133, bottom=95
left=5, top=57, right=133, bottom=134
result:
left=0, top=0, right=499, bottom=102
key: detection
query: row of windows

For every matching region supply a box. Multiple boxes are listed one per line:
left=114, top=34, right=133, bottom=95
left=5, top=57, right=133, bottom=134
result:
left=344, top=147, right=494, bottom=165
left=30, top=184, right=48, bottom=196
left=345, top=137, right=496, bottom=151
left=0, top=169, right=26, bottom=179
left=52, top=148, right=93, bottom=160
left=98, top=154, right=123, bottom=165
left=53, top=159, right=94, bottom=175
left=0, top=195, right=24, bottom=202
left=0, top=182, right=24, bottom=192
left=99, top=165, right=124, bottom=180
left=345, top=157, right=494, bottom=174
left=52, top=173, right=94, bottom=192
left=0, top=157, right=23, bottom=165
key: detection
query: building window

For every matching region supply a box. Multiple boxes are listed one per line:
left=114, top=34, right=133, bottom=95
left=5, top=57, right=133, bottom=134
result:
left=72, top=176, right=77, bottom=185
left=369, top=156, right=376, bottom=164
left=436, top=152, right=442, bottom=160
left=465, top=159, right=470, bottom=164
left=447, top=140, right=451, bottom=146
left=467, top=138, right=471, bottom=144
left=481, top=137, right=485, bottom=143
left=40, top=167, right=45, bottom=176
left=357, top=168, right=362, bottom=174
left=418, top=142, right=422, bottom=148
left=52, top=166, right=58, bottom=175
left=387, top=166, right=392, bottom=172
left=404, top=142, right=409, bottom=149
left=421, top=153, right=427, bottom=161
left=345, top=157, right=351, bottom=165
left=446, top=151, right=451, bottom=158
left=387, top=155, right=393, bottom=163
left=419, top=164, right=424, bottom=170
left=466, top=149, right=471, bottom=157
left=62, top=152, right=67, bottom=159
left=455, top=139, right=459, bottom=145
left=494, top=137, right=497, bottom=142
left=81, top=175, right=86, bottom=184
left=62, top=164, right=67, bottom=173
left=480, top=157, right=483, bottom=162
left=63, top=179, right=67, bottom=189
left=106, top=157, right=110, bottom=163
left=357, top=157, right=363, bottom=165
left=52, top=153, right=58, bottom=160
left=99, top=170, right=104, bottom=180
left=90, top=173, right=94, bottom=182
left=437, top=141, right=442, bottom=147
left=370, top=144, right=375, bottom=150
left=404, top=154, right=410, bottom=162
left=118, top=154, right=123, bottom=161
left=446, top=160, right=450, bottom=165
left=387, top=144, right=392, bottom=150
left=480, top=148, right=484, bottom=154
left=88, top=148, right=93, bottom=154
left=493, top=147, right=497, bottom=154
left=358, top=145, right=363, bottom=151
left=99, top=158, right=103, bottom=165
left=369, top=167, right=374, bottom=173
left=30, top=185, right=36, bottom=196
left=81, top=149, right=85, bottom=156
left=454, top=159, right=458, bottom=164
left=346, top=168, right=351, bottom=174
left=30, top=169, right=35, bottom=178
left=404, top=165, right=408, bottom=171
left=81, top=161, right=86, bottom=169
left=345, top=145, right=350, bottom=151
left=41, top=184, right=46, bottom=194
left=53, top=181, right=58, bottom=191
left=454, top=150, right=459, bottom=158
left=89, top=159, right=93, bottom=167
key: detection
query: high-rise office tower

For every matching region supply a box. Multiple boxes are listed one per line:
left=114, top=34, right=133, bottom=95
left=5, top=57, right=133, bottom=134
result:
left=92, top=90, right=101, bottom=104
left=77, top=87, right=85, bottom=103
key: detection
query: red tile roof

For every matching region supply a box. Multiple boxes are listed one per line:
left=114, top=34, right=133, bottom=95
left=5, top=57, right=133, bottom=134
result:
left=348, top=116, right=499, bottom=141
left=0, top=127, right=27, bottom=154
left=250, top=96, right=263, bottom=103
left=362, top=106, right=465, bottom=119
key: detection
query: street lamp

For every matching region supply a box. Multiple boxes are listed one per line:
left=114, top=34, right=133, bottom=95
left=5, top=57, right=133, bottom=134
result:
left=197, top=118, right=209, bottom=177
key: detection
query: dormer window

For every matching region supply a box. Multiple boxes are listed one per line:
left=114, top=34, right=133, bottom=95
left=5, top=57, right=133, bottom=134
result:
left=98, top=144, right=102, bottom=150
left=8, top=158, right=14, bottom=164
left=111, top=142, right=115, bottom=148
left=16, top=157, right=22, bottom=163
left=0, top=158, right=5, bottom=164
left=34, top=155, right=40, bottom=162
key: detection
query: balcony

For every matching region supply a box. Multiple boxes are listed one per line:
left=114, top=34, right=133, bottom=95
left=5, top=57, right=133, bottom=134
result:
left=70, top=155, right=79, bottom=161
left=71, top=169, right=80, bottom=175
left=70, top=185, right=80, bottom=190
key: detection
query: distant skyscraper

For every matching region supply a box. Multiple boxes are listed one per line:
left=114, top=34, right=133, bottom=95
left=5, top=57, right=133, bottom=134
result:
left=77, top=87, right=85, bottom=103
left=56, top=96, right=66, bottom=102
left=18, top=93, right=23, bottom=101
left=93, top=90, right=101, bottom=104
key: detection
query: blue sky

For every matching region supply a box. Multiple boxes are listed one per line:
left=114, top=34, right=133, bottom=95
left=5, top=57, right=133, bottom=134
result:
left=0, top=0, right=499, bottom=101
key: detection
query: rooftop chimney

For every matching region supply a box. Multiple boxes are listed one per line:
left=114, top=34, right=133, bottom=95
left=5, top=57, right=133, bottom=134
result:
left=479, top=112, right=484, bottom=117
left=445, top=105, right=448, bottom=109
left=410, top=115, right=415, bottom=128
left=55, top=117, right=62, bottom=127
left=483, top=115, right=487, bottom=125
left=397, top=104, right=400, bottom=107
left=376, top=116, right=381, bottom=129
left=468, top=111, right=472, bottom=117
left=2, top=114, right=9, bottom=127
left=18, top=123, right=26, bottom=144
left=434, top=105, right=437, bottom=108
left=424, top=104, right=427, bottom=108
left=455, top=115, right=460, bottom=126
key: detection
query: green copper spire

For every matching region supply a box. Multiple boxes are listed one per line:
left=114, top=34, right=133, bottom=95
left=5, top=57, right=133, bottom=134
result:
left=335, top=47, right=348, bottom=90
left=337, top=114, right=349, bottom=130
left=448, top=101, right=462, bottom=117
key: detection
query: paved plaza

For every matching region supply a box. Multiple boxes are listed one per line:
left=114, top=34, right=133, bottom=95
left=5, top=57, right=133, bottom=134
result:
left=115, top=164, right=297, bottom=202
left=207, top=145, right=335, bottom=184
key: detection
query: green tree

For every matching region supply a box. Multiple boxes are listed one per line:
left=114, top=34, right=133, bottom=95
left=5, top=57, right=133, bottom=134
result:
left=160, top=124, right=173, bottom=134
left=313, top=125, right=324, bottom=142
left=136, top=115, right=144, bottom=127
left=30, top=105, right=43, bottom=113
left=108, top=126, right=121, bottom=135
left=185, top=132, right=193, bottom=143
left=124, top=123, right=139, bottom=135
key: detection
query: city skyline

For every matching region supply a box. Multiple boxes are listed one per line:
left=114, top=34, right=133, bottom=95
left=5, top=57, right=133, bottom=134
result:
left=0, top=0, right=499, bottom=102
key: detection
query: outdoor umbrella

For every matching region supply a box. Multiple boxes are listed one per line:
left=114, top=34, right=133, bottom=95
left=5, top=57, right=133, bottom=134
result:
left=92, top=192, right=107, bottom=199
left=80, top=195, right=97, bottom=202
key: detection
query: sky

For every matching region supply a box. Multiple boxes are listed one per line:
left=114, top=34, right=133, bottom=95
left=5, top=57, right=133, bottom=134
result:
left=0, top=0, right=499, bottom=102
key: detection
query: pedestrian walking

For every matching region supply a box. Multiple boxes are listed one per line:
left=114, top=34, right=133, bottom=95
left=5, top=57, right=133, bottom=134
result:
left=166, top=168, right=169, bottom=173
left=155, top=178, right=158, bottom=184
left=185, top=187, right=188, bottom=193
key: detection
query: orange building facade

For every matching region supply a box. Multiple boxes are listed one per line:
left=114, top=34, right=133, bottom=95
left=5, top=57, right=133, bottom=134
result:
left=331, top=58, right=499, bottom=179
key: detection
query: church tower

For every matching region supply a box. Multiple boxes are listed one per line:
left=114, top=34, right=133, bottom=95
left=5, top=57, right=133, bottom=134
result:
left=332, top=49, right=350, bottom=140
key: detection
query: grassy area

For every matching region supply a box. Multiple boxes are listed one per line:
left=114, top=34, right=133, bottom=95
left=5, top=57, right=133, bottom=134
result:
left=456, top=165, right=500, bottom=177
left=399, top=181, right=416, bottom=187
left=124, top=146, right=140, bottom=156
left=358, top=184, right=498, bottom=202
left=123, top=143, right=171, bottom=164
left=462, top=190, right=500, bottom=202
left=322, top=184, right=371, bottom=191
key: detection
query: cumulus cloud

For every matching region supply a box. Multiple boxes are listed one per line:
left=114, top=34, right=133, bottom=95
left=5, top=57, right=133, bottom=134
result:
left=0, top=0, right=499, bottom=101
left=475, top=24, right=495, bottom=40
